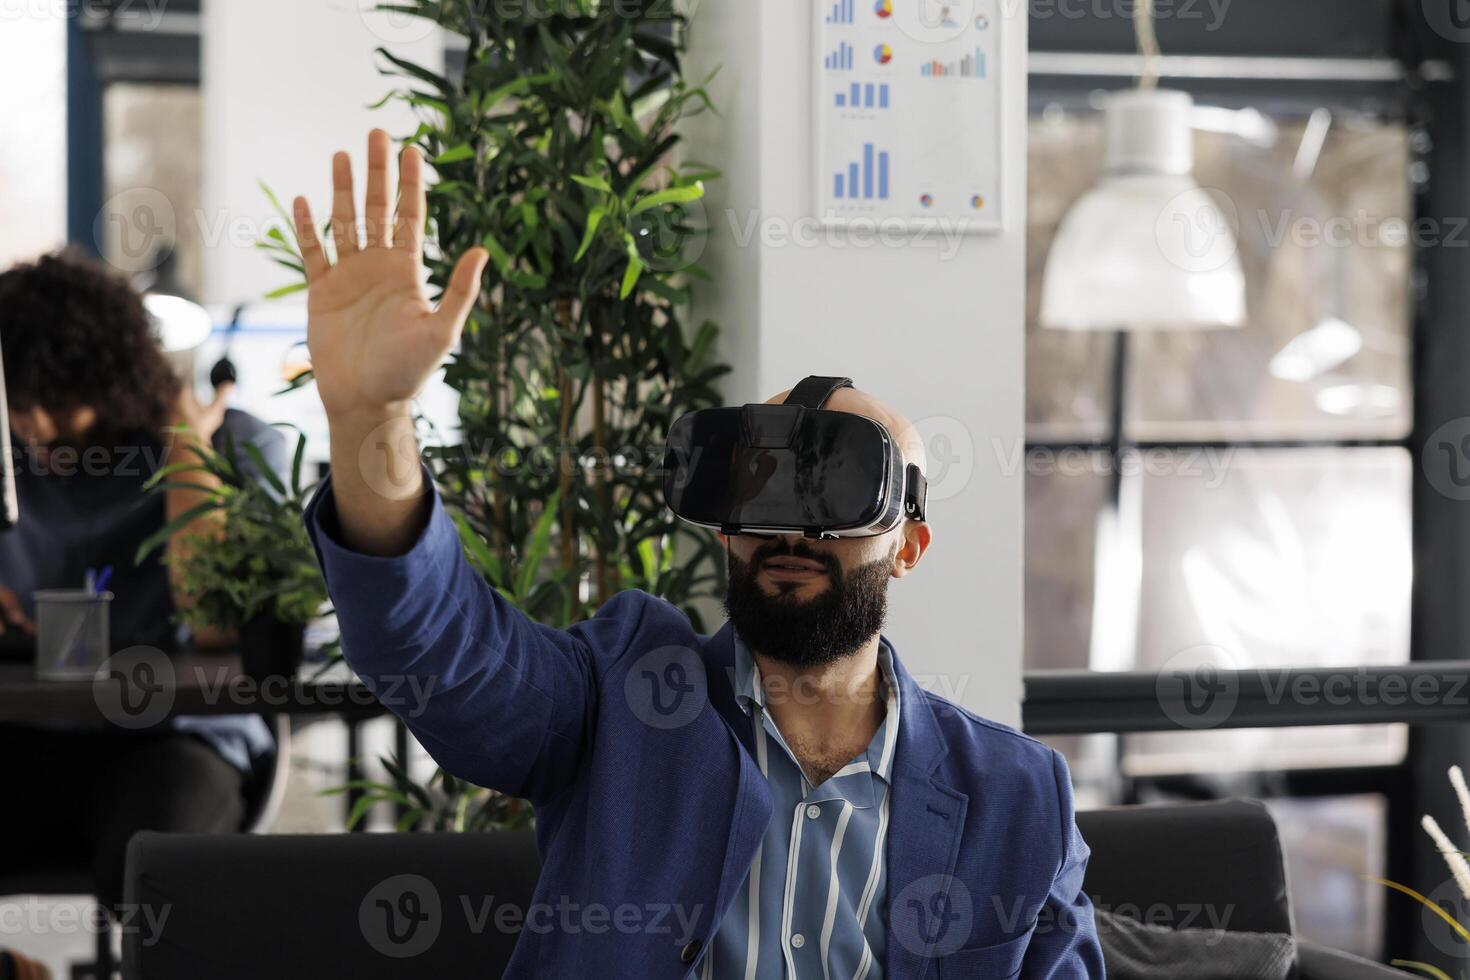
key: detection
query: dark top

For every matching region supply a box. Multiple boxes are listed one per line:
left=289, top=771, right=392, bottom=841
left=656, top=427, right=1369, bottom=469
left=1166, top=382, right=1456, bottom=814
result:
left=0, top=408, right=281, bottom=771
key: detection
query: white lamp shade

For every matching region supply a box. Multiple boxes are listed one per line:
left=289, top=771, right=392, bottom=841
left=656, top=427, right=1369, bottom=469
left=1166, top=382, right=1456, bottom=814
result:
left=144, top=292, right=214, bottom=353
left=1040, top=87, right=1247, bottom=332
left=1040, top=174, right=1246, bottom=331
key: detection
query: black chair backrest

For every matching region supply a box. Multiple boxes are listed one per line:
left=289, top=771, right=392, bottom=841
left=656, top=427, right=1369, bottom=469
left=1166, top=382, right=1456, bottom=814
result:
left=124, top=830, right=541, bottom=979
left=1076, top=798, right=1294, bottom=937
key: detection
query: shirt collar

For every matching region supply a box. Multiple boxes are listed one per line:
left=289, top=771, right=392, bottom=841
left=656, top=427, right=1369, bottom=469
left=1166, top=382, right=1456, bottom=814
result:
left=731, top=634, right=901, bottom=785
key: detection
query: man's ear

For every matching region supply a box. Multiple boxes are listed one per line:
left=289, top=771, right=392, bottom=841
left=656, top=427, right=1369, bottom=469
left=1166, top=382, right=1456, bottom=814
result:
left=891, top=521, right=931, bottom=579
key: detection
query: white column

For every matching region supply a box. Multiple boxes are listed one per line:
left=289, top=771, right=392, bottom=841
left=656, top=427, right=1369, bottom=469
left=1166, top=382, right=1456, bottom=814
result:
left=0, top=9, right=67, bottom=267
left=685, top=0, right=1028, bottom=724
left=201, top=0, right=443, bottom=307
left=201, top=1, right=448, bottom=457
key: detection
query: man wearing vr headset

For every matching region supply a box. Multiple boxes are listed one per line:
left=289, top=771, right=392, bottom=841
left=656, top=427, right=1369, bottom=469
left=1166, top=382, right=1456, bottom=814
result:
left=294, top=132, right=1103, bottom=979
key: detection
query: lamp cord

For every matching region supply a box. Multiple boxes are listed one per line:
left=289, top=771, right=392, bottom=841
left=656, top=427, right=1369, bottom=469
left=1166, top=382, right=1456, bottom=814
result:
left=1134, top=0, right=1160, bottom=90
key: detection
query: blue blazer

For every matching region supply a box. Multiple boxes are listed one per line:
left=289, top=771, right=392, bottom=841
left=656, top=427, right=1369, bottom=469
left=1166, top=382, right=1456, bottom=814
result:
left=306, top=481, right=1105, bottom=979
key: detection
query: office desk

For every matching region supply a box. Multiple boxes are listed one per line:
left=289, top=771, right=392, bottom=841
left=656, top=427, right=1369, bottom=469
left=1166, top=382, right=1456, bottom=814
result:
left=0, top=654, right=383, bottom=726
left=0, top=654, right=397, bottom=828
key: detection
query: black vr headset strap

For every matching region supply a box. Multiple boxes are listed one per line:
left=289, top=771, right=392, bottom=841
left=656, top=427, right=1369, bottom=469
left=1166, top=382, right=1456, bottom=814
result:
left=904, top=464, right=928, bottom=522
left=784, top=376, right=854, bottom=409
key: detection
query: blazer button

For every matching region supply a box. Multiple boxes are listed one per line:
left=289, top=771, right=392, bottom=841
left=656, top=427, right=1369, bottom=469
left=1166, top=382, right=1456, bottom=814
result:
left=680, top=940, right=702, bottom=963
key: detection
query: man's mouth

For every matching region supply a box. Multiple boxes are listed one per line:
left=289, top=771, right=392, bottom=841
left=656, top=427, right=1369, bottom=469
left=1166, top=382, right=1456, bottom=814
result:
left=761, top=556, right=828, bottom=579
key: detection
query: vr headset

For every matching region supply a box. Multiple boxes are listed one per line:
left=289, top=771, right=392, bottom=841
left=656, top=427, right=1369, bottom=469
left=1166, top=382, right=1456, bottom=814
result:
left=662, top=375, right=928, bottom=539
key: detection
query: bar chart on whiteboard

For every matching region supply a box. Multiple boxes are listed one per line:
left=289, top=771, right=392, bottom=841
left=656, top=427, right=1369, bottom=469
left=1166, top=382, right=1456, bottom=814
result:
left=815, top=0, right=1002, bottom=231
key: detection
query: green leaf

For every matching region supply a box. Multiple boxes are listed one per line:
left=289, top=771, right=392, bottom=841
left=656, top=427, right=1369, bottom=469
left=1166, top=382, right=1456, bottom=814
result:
left=574, top=206, right=607, bottom=262
left=453, top=511, right=504, bottom=583
left=258, top=180, right=296, bottom=237
left=241, top=442, right=289, bottom=498
left=375, top=46, right=450, bottom=94
left=134, top=499, right=226, bottom=565
left=571, top=174, right=613, bottom=194
left=506, top=269, right=548, bottom=290
left=1389, top=962, right=1453, bottom=980
left=620, top=254, right=644, bottom=299
left=514, top=490, right=562, bottom=599
left=142, top=460, right=211, bottom=490
left=264, top=281, right=308, bottom=300
left=290, top=432, right=307, bottom=497
left=433, top=144, right=476, bottom=165
left=629, top=182, right=704, bottom=216
left=481, top=234, right=511, bottom=271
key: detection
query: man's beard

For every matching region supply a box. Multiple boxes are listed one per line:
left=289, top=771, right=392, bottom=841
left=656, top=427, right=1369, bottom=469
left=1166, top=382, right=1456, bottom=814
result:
left=723, top=538, right=895, bottom=668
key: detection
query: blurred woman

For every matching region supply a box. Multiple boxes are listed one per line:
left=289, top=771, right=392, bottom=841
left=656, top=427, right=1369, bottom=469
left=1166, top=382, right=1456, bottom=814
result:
left=0, top=250, right=281, bottom=977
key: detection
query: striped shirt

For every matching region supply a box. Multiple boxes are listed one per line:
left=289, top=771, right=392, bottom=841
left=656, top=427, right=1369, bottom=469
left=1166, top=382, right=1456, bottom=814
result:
left=703, top=636, right=899, bottom=980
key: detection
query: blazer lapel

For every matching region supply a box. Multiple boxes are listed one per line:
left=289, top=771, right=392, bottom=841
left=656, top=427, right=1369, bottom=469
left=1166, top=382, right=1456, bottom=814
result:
left=883, top=645, right=970, bottom=980
left=700, top=626, right=772, bottom=938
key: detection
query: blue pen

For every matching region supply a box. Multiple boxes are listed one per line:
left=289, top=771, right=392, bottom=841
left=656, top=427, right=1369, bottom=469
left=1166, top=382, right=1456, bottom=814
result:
left=66, top=567, right=112, bottom=669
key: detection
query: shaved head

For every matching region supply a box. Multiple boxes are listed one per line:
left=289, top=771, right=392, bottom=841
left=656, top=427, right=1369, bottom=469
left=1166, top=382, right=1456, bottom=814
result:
left=766, top=384, right=927, bottom=474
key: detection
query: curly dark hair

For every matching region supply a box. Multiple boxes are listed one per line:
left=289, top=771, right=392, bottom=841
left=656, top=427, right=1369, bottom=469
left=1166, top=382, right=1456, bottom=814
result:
left=0, top=249, right=180, bottom=434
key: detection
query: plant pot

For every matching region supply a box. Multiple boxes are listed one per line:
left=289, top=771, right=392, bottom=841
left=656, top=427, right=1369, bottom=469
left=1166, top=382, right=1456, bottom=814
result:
left=238, top=613, right=305, bottom=682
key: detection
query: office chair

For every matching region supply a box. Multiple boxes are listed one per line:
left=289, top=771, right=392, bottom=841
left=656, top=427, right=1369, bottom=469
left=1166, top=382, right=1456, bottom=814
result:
left=0, top=715, right=290, bottom=980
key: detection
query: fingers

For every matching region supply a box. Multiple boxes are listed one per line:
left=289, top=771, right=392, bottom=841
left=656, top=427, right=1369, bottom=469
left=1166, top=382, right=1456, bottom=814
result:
left=293, top=197, right=329, bottom=281
left=203, top=381, right=234, bottom=433
left=331, top=152, right=360, bottom=259
left=364, top=128, right=393, bottom=248
left=394, top=145, right=427, bottom=256
left=0, top=587, right=35, bottom=636
left=431, top=248, right=490, bottom=342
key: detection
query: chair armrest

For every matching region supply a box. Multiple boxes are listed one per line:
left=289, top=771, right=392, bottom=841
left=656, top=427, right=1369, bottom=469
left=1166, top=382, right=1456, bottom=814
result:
left=1298, top=941, right=1419, bottom=980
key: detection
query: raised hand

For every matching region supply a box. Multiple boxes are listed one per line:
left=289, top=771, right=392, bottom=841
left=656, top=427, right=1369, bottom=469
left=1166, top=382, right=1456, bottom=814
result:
left=293, top=129, right=488, bottom=422
left=294, top=130, right=488, bottom=555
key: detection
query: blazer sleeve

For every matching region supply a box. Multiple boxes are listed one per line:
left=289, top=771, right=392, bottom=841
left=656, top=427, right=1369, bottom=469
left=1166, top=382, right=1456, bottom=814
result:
left=304, top=474, right=648, bottom=805
left=1022, top=750, right=1107, bottom=979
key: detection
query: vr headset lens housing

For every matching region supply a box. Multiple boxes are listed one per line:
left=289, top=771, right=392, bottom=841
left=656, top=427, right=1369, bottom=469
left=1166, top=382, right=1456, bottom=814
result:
left=664, top=388, right=926, bottom=538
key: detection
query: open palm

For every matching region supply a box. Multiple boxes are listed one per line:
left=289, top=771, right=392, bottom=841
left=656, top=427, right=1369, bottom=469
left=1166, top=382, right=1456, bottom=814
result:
left=293, top=129, right=487, bottom=419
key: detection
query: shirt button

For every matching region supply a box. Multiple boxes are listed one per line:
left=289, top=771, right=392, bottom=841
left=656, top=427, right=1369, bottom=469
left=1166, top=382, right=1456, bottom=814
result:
left=806, top=804, right=821, bottom=819
left=791, top=933, right=806, bottom=949
left=680, top=940, right=701, bottom=963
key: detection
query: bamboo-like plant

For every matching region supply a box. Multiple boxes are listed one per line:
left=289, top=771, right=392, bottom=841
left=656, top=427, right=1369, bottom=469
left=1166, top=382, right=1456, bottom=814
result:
left=378, top=0, right=726, bottom=628
left=263, top=0, right=729, bottom=830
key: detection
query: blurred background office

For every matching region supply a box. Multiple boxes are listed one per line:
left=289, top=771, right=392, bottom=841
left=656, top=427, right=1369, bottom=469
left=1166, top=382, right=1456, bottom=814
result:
left=2, top=0, right=1468, bottom=975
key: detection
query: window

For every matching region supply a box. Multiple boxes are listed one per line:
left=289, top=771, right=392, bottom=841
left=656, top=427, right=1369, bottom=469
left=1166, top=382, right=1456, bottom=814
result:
left=1025, top=109, right=1413, bottom=961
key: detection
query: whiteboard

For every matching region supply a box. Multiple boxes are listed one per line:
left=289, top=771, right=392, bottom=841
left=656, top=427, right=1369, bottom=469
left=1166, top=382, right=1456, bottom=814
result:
left=813, top=0, right=1004, bottom=233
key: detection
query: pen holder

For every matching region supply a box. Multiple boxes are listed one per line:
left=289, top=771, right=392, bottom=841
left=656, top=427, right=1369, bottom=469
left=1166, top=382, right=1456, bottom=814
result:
left=35, top=589, right=113, bottom=681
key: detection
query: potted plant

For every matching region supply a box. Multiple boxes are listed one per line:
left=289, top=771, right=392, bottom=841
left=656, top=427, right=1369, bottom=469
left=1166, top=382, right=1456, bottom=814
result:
left=136, top=427, right=328, bottom=680
left=259, top=0, right=730, bottom=830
